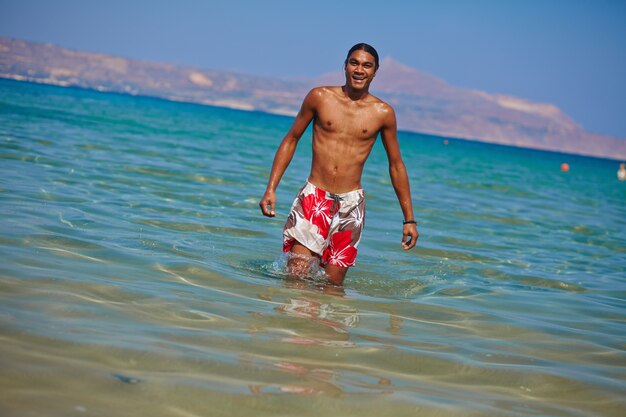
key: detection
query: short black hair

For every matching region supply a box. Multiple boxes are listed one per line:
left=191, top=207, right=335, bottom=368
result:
left=345, top=43, right=380, bottom=70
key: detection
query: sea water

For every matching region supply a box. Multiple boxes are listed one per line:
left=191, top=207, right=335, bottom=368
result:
left=0, top=78, right=625, bottom=416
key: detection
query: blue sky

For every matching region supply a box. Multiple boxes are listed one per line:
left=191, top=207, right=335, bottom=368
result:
left=1, top=0, right=625, bottom=138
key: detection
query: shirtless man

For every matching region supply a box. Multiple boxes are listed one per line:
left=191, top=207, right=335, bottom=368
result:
left=259, top=43, right=418, bottom=285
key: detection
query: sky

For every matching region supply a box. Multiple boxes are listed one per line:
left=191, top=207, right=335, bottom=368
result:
left=1, top=0, right=625, bottom=138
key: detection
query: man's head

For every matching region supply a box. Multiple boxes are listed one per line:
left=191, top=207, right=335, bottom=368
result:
left=345, top=43, right=379, bottom=70
left=344, top=43, right=379, bottom=92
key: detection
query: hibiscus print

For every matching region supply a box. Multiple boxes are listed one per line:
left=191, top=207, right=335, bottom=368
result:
left=301, top=188, right=333, bottom=238
left=323, top=229, right=357, bottom=267
left=342, top=201, right=365, bottom=230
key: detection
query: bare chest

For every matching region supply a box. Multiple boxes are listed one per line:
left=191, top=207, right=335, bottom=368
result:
left=315, top=104, right=382, bottom=140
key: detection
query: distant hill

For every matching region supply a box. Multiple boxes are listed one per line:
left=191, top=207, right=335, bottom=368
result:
left=1, top=36, right=624, bottom=160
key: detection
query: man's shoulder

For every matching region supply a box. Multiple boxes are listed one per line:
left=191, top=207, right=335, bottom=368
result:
left=309, top=87, right=392, bottom=106
left=308, top=86, right=343, bottom=98
left=303, top=87, right=344, bottom=110
left=306, top=87, right=394, bottom=118
left=365, top=93, right=395, bottom=115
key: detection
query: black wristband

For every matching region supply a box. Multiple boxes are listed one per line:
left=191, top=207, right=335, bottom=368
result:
left=403, top=220, right=417, bottom=225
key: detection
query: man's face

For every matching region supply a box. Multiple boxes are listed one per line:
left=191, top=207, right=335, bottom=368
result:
left=344, top=50, right=377, bottom=91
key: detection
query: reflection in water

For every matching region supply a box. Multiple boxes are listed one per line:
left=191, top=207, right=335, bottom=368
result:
left=277, top=297, right=359, bottom=331
left=248, top=359, right=343, bottom=397
left=243, top=289, right=394, bottom=399
left=244, top=353, right=396, bottom=398
left=255, top=277, right=360, bottom=346
left=386, top=311, right=405, bottom=336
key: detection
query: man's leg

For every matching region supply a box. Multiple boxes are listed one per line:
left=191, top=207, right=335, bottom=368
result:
left=324, top=264, right=348, bottom=286
left=287, top=242, right=318, bottom=278
left=288, top=243, right=348, bottom=285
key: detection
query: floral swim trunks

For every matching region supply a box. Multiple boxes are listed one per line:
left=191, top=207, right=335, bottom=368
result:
left=283, top=181, right=365, bottom=268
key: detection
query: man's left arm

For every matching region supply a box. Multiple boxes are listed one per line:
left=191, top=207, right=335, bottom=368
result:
left=379, top=105, right=419, bottom=250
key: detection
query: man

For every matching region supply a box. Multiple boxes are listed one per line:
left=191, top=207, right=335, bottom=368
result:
left=259, top=43, right=418, bottom=285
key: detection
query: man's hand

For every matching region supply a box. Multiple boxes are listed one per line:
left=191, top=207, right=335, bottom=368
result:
left=402, top=223, right=418, bottom=250
left=259, top=190, right=276, bottom=217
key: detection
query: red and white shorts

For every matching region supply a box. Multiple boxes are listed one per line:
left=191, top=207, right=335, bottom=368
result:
left=283, top=181, right=365, bottom=268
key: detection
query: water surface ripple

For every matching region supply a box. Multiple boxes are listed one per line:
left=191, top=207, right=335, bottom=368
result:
left=1, top=80, right=625, bottom=416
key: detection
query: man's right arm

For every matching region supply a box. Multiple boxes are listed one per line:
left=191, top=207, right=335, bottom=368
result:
left=259, top=89, right=318, bottom=217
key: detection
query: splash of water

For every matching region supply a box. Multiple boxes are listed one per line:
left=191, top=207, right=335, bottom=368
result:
left=269, top=252, right=328, bottom=282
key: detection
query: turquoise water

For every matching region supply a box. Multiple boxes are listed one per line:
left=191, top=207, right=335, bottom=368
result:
left=1, top=78, right=625, bottom=416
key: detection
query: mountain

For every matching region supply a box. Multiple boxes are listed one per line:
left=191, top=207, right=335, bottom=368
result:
left=318, top=58, right=624, bottom=158
left=1, top=37, right=624, bottom=160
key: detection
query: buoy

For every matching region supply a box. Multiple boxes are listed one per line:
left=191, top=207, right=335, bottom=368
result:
left=561, top=163, right=570, bottom=172
left=618, top=163, right=626, bottom=181
left=443, top=139, right=449, bottom=145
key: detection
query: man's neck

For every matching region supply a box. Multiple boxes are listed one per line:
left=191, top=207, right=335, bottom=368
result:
left=342, top=85, right=369, bottom=101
